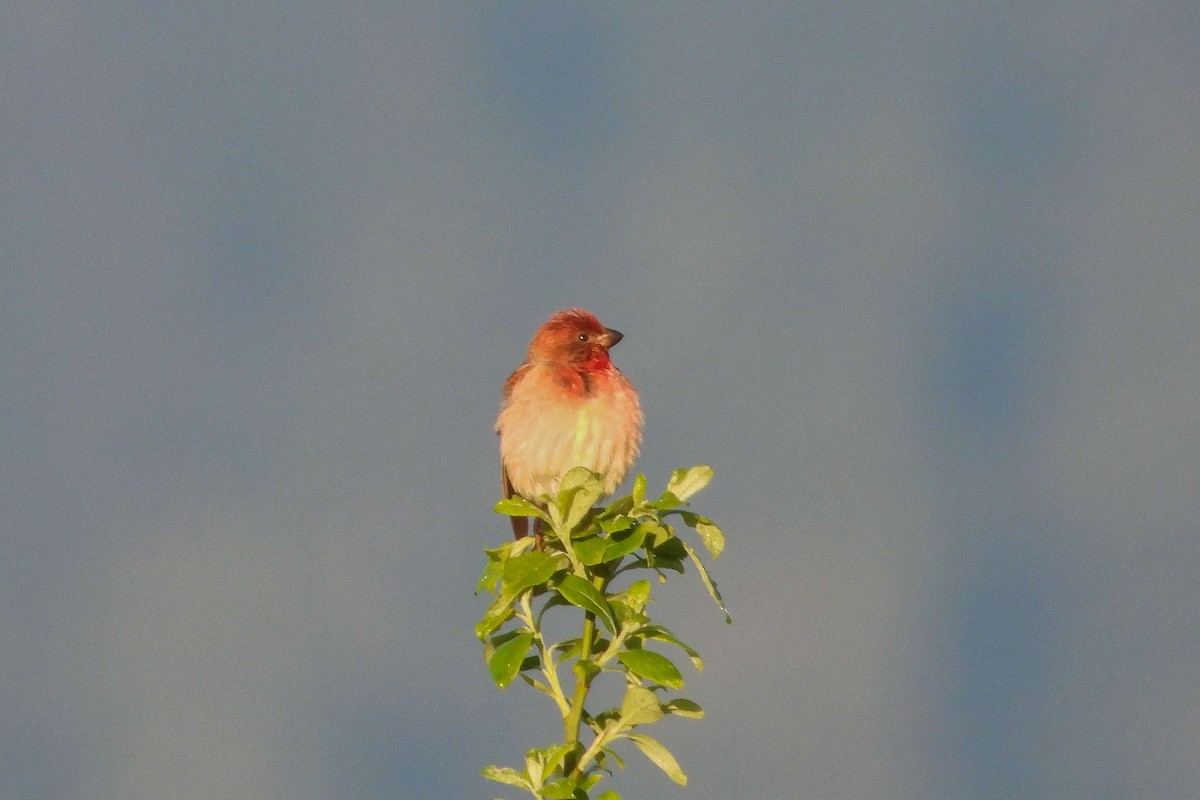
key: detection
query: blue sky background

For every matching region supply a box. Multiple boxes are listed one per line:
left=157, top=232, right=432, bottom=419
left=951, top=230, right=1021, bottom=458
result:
left=4, top=3, right=1199, bottom=799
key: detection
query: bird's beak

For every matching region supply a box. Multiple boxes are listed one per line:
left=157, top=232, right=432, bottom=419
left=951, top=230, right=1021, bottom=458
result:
left=601, top=327, right=623, bottom=349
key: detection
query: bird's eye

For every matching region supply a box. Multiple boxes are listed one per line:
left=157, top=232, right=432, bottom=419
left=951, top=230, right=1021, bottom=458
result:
left=577, top=333, right=588, bottom=342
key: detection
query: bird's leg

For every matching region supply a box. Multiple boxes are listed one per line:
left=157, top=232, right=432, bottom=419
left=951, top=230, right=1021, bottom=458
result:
left=510, top=513, right=528, bottom=540
left=511, top=508, right=545, bottom=550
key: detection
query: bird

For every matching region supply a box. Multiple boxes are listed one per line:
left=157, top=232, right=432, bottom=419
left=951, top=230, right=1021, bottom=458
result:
left=496, top=308, right=643, bottom=542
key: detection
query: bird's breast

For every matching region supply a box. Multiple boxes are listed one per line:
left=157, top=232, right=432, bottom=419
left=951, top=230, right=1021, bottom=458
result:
left=496, top=364, right=642, bottom=499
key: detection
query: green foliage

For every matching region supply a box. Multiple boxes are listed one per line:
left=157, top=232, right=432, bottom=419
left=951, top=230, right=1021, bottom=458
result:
left=479, top=467, right=728, bottom=799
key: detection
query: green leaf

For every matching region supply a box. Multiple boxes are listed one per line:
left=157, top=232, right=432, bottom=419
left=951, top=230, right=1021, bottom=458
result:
left=475, top=556, right=503, bottom=595
left=670, top=511, right=724, bottom=557
left=551, top=636, right=582, bottom=662
left=574, top=658, right=601, bottom=682
left=556, top=574, right=617, bottom=633
left=695, top=521, right=725, bottom=559
left=481, top=765, right=531, bottom=790
left=524, top=749, right=545, bottom=788
left=632, top=519, right=669, bottom=548
left=599, top=513, right=635, bottom=534
left=501, top=551, right=563, bottom=594
left=651, top=491, right=684, bottom=511
left=627, top=554, right=685, bottom=578
left=652, top=559, right=685, bottom=576
left=594, top=743, right=625, bottom=772
left=474, top=591, right=516, bottom=639
left=488, top=632, right=533, bottom=689
left=638, top=625, right=703, bottom=671
left=476, top=538, right=536, bottom=594
left=650, top=535, right=686, bottom=560
left=542, top=743, right=574, bottom=778
left=612, top=579, right=651, bottom=617
left=616, top=649, right=684, bottom=689
left=623, top=733, right=687, bottom=785
left=557, top=467, right=604, bottom=532
left=560, top=465, right=600, bottom=492
left=611, top=605, right=648, bottom=630
left=573, top=535, right=608, bottom=566
left=483, top=627, right=521, bottom=659
left=596, top=791, right=621, bottom=800
left=519, top=672, right=551, bottom=695
left=603, top=524, right=646, bottom=561
left=542, top=778, right=577, bottom=799
left=662, top=698, right=705, bottom=719
left=666, top=465, right=713, bottom=502
left=494, top=496, right=550, bottom=522
left=681, top=541, right=732, bottom=623
left=631, top=473, right=646, bottom=504
left=672, top=510, right=702, bottom=526
left=618, top=684, right=664, bottom=727
left=604, top=492, right=635, bottom=515
left=590, top=708, right=620, bottom=731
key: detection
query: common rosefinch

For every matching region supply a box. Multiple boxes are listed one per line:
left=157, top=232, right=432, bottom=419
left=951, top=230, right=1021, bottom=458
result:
left=496, top=308, right=643, bottom=541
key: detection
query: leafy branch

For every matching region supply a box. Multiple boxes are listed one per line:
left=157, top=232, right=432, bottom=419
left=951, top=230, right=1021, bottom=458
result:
left=477, top=466, right=728, bottom=800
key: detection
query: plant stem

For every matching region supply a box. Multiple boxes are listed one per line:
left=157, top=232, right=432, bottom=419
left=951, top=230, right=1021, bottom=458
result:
left=563, top=611, right=595, bottom=761
left=563, top=570, right=610, bottom=776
